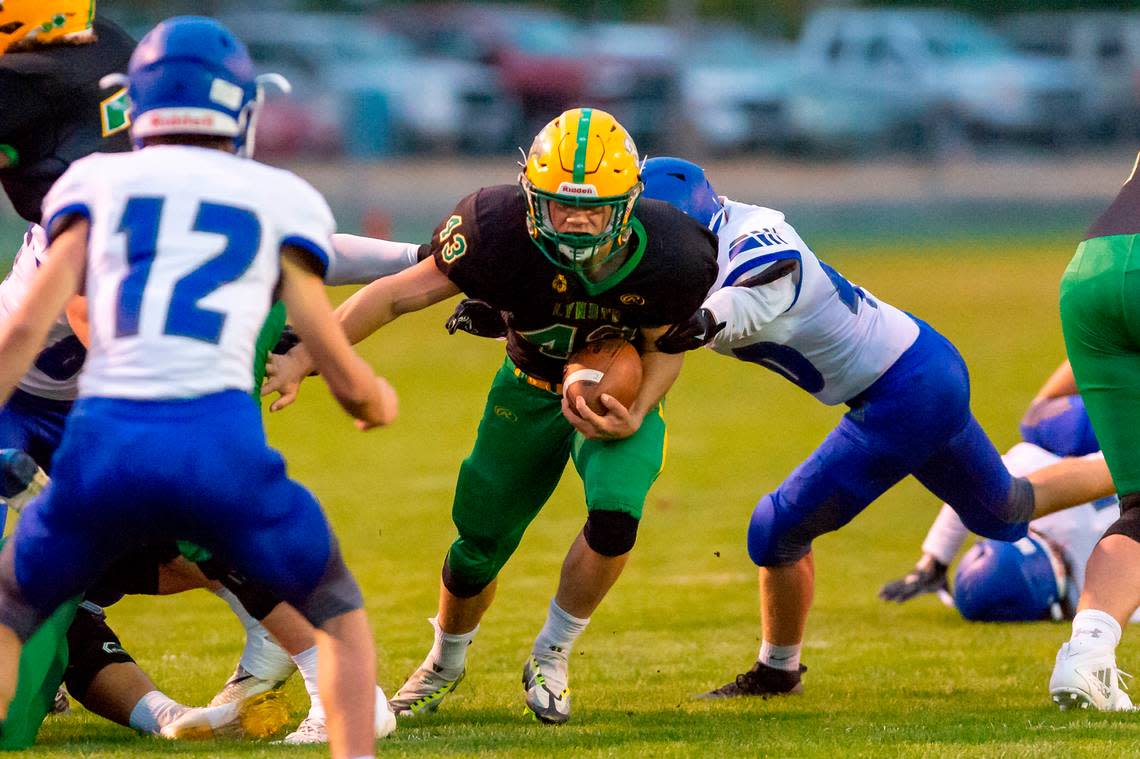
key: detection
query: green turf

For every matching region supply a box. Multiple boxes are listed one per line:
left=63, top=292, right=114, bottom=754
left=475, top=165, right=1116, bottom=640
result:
left=21, top=235, right=1140, bottom=757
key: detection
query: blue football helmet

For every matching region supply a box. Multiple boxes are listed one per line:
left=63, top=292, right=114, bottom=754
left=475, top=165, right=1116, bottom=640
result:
left=953, top=535, right=1068, bottom=622
left=100, top=16, right=288, bottom=156
left=640, top=157, right=723, bottom=229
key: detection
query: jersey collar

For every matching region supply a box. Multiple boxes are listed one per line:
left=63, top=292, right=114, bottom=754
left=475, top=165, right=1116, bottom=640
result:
left=574, top=217, right=646, bottom=296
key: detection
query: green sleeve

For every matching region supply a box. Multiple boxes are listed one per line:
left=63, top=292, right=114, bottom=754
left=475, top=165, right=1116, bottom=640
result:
left=252, top=301, right=288, bottom=401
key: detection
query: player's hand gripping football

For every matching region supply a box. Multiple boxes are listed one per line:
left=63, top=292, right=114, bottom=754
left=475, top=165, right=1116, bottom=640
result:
left=562, top=392, right=643, bottom=441
left=878, top=554, right=950, bottom=603
left=262, top=343, right=316, bottom=412
left=655, top=308, right=725, bottom=353
left=445, top=298, right=508, bottom=339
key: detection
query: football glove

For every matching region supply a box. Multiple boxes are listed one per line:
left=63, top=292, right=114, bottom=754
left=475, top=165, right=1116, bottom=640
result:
left=445, top=299, right=507, bottom=339
left=655, top=308, right=725, bottom=354
left=878, top=558, right=949, bottom=603
left=272, top=325, right=301, bottom=355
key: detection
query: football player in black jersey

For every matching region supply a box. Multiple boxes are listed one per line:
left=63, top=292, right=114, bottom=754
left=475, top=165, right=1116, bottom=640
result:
left=265, top=107, right=718, bottom=724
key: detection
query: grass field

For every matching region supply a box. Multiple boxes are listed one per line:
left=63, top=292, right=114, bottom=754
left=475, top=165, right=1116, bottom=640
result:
left=18, top=233, right=1140, bottom=757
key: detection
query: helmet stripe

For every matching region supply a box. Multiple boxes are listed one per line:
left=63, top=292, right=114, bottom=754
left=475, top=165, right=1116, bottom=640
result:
left=572, top=108, right=593, bottom=184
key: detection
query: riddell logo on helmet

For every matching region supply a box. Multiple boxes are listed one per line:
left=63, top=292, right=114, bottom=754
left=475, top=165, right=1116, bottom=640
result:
left=146, top=114, right=217, bottom=128
left=556, top=182, right=598, bottom=197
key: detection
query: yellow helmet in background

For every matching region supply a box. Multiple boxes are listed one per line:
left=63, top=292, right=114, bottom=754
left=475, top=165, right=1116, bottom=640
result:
left=0, top=0, right=96, bottom=55
left=520, top=107, right=643, bottom=271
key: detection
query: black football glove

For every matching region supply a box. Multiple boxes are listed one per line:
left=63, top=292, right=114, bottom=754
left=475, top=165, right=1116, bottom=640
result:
left=655, top=308, right=725, bottom=354
left=878, top=558, right=949, bottom=603
left=272, top=325, right=301, bottom=355
left=445, top=299, right=508, bottom=339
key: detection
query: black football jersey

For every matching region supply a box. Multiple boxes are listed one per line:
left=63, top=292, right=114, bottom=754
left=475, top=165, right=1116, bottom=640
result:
left=431, top=184, right=718, bottom=384
left=1086, top=162, right=1140, bottom=240
left=0, top=18, right=135, bottom=223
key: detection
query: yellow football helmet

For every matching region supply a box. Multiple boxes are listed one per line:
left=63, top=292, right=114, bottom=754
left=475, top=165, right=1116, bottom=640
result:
left=520, top=107, right=642, bottom=271
left=0, top=0, right=96, bottom=55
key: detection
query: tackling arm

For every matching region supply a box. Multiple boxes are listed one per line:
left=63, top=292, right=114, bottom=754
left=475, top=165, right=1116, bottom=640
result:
left=277, top=246, right=397, bottom=429
left=336, top=256, right=460, bottom=344
left=263, top=256, right=459, bottom=411
left=327, top=234, right=425, bottom=286
left=657, top=265, right=797, bottom=353
left=0, top=219, right=88, bottom=405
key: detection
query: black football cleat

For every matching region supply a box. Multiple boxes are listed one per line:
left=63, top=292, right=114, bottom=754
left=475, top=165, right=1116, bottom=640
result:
left=698, top=661, right=806, bottom=698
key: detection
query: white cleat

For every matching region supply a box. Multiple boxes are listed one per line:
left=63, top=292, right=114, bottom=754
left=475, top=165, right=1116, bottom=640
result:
left=523, top=653, right=571, bottom=724
left=160, top=691, right=290, bottom=740
left=1050, top=642, right=1134, bottom=712
left=389, top=666, right=465, bottom=717
left=280, top=716, right=326, bottom=745
left=209, top=664, right=290, bottom=708
left=280, top=692, right=397, bottom=744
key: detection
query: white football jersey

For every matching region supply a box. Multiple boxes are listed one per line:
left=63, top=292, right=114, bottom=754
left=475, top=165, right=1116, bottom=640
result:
left=41, top=146, right=334, bottom=400
left=704, top=199, right=919, bottom=405
left=0, top=224, right=83, bottom=400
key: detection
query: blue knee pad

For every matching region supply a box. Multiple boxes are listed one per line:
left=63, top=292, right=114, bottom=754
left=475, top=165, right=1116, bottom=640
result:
left=747, top=493, right=813, bottom=567
left=747, top=495, right=778, bottom=566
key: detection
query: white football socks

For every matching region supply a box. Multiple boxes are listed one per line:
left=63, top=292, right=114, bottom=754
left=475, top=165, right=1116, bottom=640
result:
left=759, top=641, right=801, bottom=672
left=1068, top=609, right=1121, bottom=655
left=128, top=690, right=184, bottom=734
left=293, top=645, right=323, bottom=721
left=533, top=599, right=589, bottom=659
left=423, top=616, right=477, bottom=679
left=212, top=587, right=296, bottom=682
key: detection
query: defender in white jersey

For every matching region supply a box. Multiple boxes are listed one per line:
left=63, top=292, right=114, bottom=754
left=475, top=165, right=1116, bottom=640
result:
left=0, top=17, right=397, bottom=758
left=640, top=158, right=1113, bottom=700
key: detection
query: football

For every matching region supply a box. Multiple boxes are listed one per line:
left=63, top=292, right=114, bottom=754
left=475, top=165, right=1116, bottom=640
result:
left=563, top=338, right=642, bottom=416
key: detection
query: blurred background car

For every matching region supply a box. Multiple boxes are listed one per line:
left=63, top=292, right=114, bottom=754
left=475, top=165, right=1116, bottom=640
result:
left=678, top=26, right=798, bottom=155
left=220, top=11, right=519, bottom=157
left=378, top=4, right=594, bottom=148
left=1000, top=11, right=1140, bottom=139
left=15, top=0, right=1140, bottom=164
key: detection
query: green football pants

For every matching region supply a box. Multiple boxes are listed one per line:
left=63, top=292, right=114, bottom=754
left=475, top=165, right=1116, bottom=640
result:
left=1060, top=234, right=1140, bottom=494
left=0, top=597, right=76, bottom=750
left=445, top=358, right=666, bottom=590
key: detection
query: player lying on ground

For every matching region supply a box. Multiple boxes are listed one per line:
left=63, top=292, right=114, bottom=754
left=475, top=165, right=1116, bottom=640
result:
left=879, top=363, right=1124, bottom=617
left=880, top=387, right=1139, bottom=631
left=635, top=157, right=1114, bottom=699
left=265, top=108, right=718, bottom=724
left=1049, top=148, right=1140, bottom=711
left=0, top=17, right=398, bottom=759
